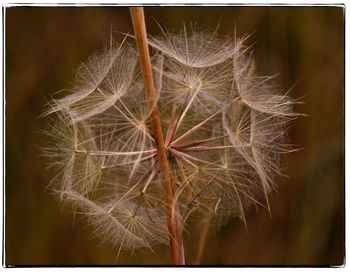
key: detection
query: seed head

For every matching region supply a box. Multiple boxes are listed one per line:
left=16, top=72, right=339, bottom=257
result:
left=42, top=27, right=299, bottom=255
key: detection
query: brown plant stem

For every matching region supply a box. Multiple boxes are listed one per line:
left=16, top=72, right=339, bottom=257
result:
left=129, top=7, right=185, bottom=265
left=193, top=218, right=211, bottom=264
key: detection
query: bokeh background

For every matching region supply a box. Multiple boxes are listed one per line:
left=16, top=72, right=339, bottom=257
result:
left=5, top=6, right=344, bottom=266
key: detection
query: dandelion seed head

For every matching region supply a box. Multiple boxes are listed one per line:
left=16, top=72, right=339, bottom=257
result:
left=42, top=26, right=299, bottom=254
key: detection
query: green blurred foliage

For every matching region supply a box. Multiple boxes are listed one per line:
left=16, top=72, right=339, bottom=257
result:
left=5, top=6, right=344, bottom=265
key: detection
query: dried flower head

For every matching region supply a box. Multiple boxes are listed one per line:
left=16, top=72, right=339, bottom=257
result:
left=42, top=26, right=299, bottom=257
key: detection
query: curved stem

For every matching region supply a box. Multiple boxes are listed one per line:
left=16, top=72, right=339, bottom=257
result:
left=130, top=7, right=185, bottom=265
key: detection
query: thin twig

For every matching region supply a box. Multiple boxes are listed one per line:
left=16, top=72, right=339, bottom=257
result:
left=130, top=7, right=185, bottom=265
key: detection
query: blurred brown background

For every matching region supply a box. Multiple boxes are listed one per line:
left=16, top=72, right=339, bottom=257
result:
left=5, top=6, right=344, bottom=266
